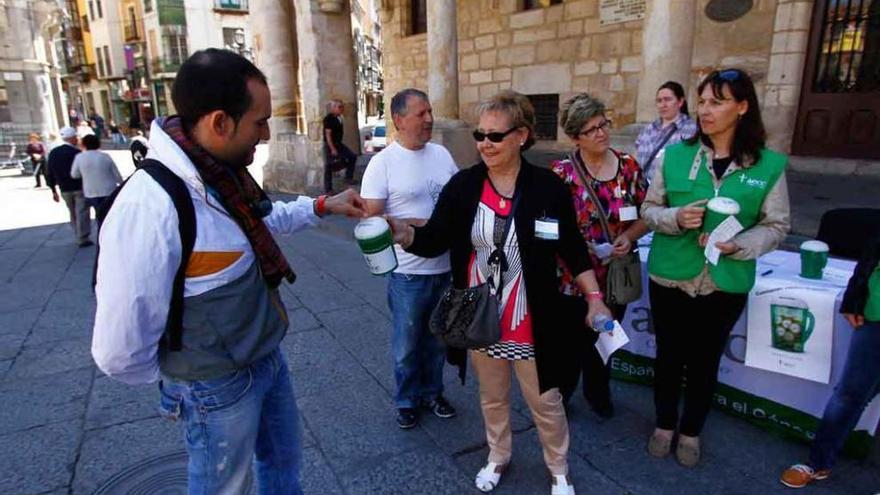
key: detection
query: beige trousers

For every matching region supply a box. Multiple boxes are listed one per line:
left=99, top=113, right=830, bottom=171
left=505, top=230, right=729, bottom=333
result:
left=470, top=350, right=570, bottom=475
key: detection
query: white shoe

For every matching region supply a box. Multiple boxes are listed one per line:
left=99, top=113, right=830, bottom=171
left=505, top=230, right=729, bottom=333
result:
left=551, top=474, right=575, bottom=495
left=475, top=462, right=505, bottom=493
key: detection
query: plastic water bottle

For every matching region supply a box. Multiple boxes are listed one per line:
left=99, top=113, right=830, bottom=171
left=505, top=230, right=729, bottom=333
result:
left=592, top=314, right=615, bottom=333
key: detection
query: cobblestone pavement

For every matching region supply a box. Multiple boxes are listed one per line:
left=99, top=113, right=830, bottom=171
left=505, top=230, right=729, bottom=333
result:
left=1, top=152, right=878, bottom=495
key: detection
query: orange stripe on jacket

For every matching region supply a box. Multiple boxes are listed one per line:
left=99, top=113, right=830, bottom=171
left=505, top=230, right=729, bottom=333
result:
left=186, top=251, right=244, bottom=277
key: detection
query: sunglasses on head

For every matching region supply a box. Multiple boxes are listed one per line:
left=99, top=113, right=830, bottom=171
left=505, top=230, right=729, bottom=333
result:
left=716, top=69, right=742, bottom=82
left=473, top=127, right=518, bottom=143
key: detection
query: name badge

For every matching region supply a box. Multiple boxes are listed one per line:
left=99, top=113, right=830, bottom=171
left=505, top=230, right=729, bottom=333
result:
left=535, top=218, right=559, bottom=240
left=619, top=205, right=638, bottom=222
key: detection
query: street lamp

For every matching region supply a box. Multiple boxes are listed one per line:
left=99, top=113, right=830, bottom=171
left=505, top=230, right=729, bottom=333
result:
left=226, top=28, right=253, bottom=61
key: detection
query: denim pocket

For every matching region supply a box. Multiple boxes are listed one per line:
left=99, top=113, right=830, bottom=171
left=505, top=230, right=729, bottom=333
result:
left=191, top=368, right=254, bottom=412
left=158, top=380, right=183, bottom=421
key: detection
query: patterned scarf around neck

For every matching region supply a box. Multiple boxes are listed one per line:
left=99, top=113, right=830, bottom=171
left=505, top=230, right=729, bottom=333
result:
left=162, top=116, right=296, bottom=288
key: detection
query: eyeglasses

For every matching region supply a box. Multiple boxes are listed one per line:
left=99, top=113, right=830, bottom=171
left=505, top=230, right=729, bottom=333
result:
left=472, top=127, right=518, bottom=143
left=717, top=69, right=742, bottom=82
left=578, top=119, right=612, bottom=138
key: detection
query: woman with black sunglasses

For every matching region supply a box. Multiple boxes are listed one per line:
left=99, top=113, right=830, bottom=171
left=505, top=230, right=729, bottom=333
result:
left=641, top=68, right=791, bottom=466
left=388, top=90, right=611, bottom=495
left=551, top=93, right=649, bottom=418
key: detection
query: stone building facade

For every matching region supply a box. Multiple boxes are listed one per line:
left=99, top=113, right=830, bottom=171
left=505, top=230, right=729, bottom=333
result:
left=378, top=0, right=873, bottom=163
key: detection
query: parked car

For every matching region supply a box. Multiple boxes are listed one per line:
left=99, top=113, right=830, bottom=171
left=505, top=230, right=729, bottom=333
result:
left=366, top=121, right=386, bottom=152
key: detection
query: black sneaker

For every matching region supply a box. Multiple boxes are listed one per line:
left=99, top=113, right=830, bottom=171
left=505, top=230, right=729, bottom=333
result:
left=428, top=396, right=457, bottom=419
left=397, top=408, right=418, bottom=429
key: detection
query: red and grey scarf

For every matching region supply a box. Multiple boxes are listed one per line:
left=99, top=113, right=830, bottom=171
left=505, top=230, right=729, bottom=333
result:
left=162, top=116, right=296, bottom=288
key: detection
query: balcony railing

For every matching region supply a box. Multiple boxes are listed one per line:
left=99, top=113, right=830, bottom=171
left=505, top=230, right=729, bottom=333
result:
left=214, top=0, right=248, bottom=11
left=124, top=24, right=141, bottom=41
left=151, top=57, right=183, bottom=75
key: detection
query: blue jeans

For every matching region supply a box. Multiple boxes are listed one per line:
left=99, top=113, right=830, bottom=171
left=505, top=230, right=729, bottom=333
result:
left=809, top=320, right=880, bottom=470
left=387, top=272, right=450, bottom=409
left=159, top=349, right=303, bottom=495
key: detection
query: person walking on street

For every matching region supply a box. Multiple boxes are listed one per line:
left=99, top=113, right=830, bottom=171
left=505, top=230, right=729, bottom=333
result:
left=109, top=120, right=127, bottom=145
left=46, top=126, right=91, bottom=247
left=70, top=134, right=122, bottom=229
left=641, top=68, right=790, bottom=467
left=26, top=132, right=47, bottom=188
left=91, top=48, right=366, bottom=495
left=361, top=88, right=460, bottom=429
left=77, top=120, right=95, bottom=140
left=323, top=99, right=357, bottom=193
left=780, top=234, right=880, bottom=489
left=552, top=93, right=650, bottom=417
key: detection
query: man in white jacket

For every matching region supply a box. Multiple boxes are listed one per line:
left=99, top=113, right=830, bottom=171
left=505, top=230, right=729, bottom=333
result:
left=92, top=49, right=365, bottom=494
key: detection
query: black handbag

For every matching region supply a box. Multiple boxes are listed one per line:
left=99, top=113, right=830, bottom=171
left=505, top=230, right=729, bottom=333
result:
left=429, top=192, right=521, bottom=349
left=570, top=153, right=643, bottom=305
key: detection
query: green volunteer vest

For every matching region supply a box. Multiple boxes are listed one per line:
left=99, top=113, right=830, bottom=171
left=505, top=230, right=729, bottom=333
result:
left=865, top=263, right=880, bottom=321
left=648, top=142, right=787, bottom=293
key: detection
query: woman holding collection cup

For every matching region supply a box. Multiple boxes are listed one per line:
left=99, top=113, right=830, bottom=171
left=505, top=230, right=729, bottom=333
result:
left=640, top=68, right=791, bottom=466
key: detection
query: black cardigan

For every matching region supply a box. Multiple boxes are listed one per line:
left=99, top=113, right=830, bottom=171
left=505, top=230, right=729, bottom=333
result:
left=407, top=159, right=593, bottom=393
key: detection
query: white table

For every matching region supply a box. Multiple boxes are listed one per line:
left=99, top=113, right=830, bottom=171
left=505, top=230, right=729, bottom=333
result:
left=613, top=247, right=880, bottom=452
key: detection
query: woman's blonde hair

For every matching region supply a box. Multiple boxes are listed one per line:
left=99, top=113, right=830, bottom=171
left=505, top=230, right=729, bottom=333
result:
left=476, top=90, right=536, bottom=150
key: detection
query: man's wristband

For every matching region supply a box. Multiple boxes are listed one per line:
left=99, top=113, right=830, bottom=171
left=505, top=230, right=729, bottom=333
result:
left=315, top=195, right=328, bottom=217
left=585, top=291, right=604, bottom=302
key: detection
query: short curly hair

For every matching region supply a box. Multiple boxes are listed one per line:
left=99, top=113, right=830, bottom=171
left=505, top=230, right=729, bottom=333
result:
left=476, top=90, right=536, bottom=150
left=560, top=93, right=606, bottom=138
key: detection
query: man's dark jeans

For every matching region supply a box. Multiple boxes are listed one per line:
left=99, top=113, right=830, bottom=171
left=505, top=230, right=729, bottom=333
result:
left=809, top=320, right=880, bottom=470
left=323, top=143, right=356, bottom=193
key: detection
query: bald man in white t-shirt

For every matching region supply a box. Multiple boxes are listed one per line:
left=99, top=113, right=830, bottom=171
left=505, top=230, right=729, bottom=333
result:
left=361, top=89, right=460, bottom=430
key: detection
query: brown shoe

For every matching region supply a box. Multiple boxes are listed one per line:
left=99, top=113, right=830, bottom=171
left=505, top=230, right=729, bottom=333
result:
left=647, top=430, right=672, bottom=458
left=780, top=464, right=830, bottom=488
left=675, top=435, right=701, bottom=467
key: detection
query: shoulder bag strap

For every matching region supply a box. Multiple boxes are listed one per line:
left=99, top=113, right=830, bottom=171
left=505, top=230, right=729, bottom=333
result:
left=642, top=123, right=678, bottom=173
left=487, top=190, right=522, bottom=296
left=569, top=152, right=615, bottom=243
left=140, top=160, right=196, bottom=352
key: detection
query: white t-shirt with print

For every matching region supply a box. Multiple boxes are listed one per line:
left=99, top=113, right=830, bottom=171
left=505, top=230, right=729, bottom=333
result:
left=360, top=141, right=459, bottom=274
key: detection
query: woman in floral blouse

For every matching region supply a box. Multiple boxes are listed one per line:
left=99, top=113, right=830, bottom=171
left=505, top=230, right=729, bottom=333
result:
left=552, top=93, right=649, bottom=418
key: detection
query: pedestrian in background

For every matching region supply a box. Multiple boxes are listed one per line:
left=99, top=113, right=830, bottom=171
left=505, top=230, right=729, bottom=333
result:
left=322, top=99, right=357, bottom=193
left=641, top=68, right=790, bottom=467
left=635, top=81, right=698, bottom=182
left=780, top=233, right=880, bottom=489
left=70, top=134, right=122, bottom=230
left=361, top=88, right=460, bottom=429
left=46, top=126, right=91, bottom=247
left=26, top=132, right=47, bottom=188
left=109, top=120, right=126, bottom=145
left=552, top=93, right=649, bottom=417
left=388, top=90, right=612, bottom=495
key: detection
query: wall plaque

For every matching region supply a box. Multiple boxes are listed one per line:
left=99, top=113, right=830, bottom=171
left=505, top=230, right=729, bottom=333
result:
left=705, top=0, right=754, bottom=22
left=600, top=0, right=647, bottom=26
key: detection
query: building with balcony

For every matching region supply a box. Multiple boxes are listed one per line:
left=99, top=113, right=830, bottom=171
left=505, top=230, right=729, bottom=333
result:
left=0, top=0, right=66, bottom=140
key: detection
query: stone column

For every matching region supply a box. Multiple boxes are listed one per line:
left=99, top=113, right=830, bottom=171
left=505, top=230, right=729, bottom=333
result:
left=427, top=0, right=458, bottom=120
left=636, top=0, right=697, bottom=122
left=250, top=0, right=299, bottom=134
left=426, top=0, right=478, bottom=167
left=260, top=0, right=360, bottom=193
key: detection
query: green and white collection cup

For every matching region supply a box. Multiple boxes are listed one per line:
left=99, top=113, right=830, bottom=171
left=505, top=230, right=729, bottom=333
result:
left=702, top=196, right=741, bottom=234
left=354, top=217, right=398, bottom=276
left=799, top=240, right=829, bottom=280
left=770, top=296, right=815, bottom=353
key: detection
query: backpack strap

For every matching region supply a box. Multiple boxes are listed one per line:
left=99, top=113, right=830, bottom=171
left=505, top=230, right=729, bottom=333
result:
left=93, top=158, right=196, bottom=352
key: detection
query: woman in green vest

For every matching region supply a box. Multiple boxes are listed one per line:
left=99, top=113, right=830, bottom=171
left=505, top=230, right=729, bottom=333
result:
left=780, top=235, right=880, bottom=489
left=641, top=69, right=791, bottom=467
